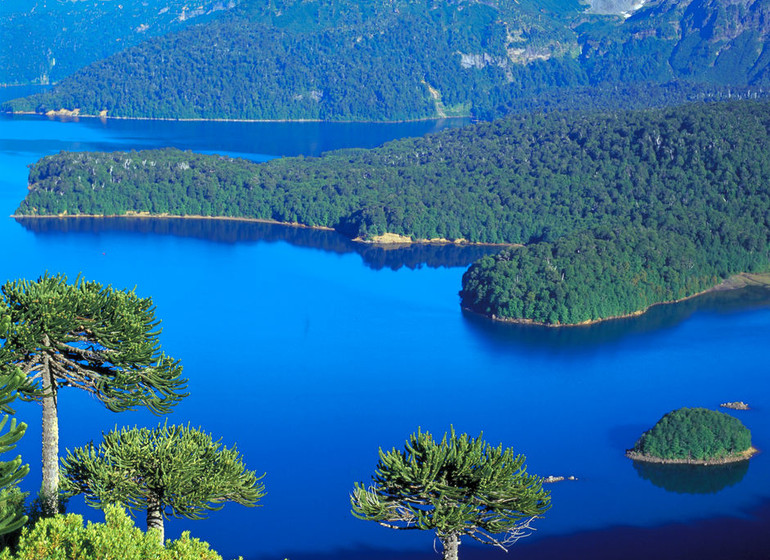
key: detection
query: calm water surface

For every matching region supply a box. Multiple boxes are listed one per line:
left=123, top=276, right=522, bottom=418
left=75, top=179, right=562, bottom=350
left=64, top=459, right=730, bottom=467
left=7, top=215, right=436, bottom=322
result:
left=1, top=112, right=769, bottom=560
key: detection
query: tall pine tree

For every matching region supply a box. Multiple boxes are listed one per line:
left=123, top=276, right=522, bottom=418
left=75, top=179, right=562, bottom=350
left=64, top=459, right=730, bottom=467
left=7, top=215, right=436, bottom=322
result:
left=0, top=272, right=187, bottom=515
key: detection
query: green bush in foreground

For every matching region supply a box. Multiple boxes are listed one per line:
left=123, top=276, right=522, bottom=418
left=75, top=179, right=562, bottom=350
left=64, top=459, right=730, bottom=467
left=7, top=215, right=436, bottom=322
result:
left=0, top=504, right=224, bottom=560
left=631, top=408, right=752, bottom=462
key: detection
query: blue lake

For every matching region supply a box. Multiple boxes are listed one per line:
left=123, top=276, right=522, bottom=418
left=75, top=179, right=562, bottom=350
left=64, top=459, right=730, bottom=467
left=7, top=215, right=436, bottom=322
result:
left=1, top=111, right=769, bottom=560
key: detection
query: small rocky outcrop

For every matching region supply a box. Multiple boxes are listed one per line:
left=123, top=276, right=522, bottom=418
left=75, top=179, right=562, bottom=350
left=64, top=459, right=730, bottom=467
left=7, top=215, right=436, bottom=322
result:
left=542, top=475, right=578, bottom=484
left=720, top=401, right=750, bottom=411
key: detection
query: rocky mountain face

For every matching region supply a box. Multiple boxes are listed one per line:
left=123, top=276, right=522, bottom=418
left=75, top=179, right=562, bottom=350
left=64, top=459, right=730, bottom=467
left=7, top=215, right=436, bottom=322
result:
left=580, top=0, right=770, bottom=85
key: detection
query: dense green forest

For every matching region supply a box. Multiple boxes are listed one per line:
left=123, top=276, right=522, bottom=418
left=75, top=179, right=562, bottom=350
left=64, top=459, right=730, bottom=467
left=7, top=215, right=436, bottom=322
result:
left=4, top=0, right=770, bottom=120
left=0, top=0, right=239, bottom=86
left=17, top=99, right=770, bottom=324
left=629, top=408, right=753, bottom=462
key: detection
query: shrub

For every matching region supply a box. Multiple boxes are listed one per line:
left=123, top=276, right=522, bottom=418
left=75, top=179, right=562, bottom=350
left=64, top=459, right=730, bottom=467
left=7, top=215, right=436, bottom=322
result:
left=0, top=505, right=224, bottom=560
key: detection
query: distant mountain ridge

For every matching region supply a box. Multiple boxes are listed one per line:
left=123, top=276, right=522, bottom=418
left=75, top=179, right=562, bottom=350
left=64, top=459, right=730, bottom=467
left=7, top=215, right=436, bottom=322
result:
left=0, top=0, right=241, bottom=86
left=4, top=0, right=770, bottom=121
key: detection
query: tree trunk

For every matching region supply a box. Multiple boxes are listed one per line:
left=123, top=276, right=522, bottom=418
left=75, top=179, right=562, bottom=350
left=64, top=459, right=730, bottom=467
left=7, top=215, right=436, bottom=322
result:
left=147, top=499, right=164, bottom=545
left=40, top=342, right=59, bottom=516
left=440, top=533, right=460, bottom=560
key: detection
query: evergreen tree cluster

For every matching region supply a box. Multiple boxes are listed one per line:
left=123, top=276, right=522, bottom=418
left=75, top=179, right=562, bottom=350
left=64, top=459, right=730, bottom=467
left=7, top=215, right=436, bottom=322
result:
left=630, top=408, right=752, bottom=462
left=0, top=273, right=264, bottom=549
left=0, top=273, right=547, bottom=560
left=459, top=227, right=719, bottom=325
left=18, top=99, right=770, bottom=323
left=4, top=0, right=770, bottom=121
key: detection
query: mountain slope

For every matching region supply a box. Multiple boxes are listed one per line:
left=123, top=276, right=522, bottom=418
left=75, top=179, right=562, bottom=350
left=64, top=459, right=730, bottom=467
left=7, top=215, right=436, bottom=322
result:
left=4, top=0, right=770, bottom=120
left=0, top=0, right=241, bottom=85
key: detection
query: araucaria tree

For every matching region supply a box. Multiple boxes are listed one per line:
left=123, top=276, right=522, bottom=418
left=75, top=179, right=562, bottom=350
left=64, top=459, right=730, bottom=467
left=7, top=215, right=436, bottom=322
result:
left=0, top=273, right=187, bottom=515
left=61, top=423, right=266, bottom=543
left=351, top=427, right=551, bottom=560
left=0, top=368, right=30, bottom=535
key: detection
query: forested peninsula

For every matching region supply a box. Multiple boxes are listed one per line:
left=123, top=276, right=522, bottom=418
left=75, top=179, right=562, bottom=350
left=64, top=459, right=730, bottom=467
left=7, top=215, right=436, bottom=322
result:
left=17, top=100, right=770, bottom=325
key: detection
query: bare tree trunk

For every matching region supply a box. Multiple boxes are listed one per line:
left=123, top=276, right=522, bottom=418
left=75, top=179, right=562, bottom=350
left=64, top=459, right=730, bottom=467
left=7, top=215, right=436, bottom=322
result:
left=40, top=340, right=59, bottom=516
left=147, top=499, right=164, bottom=545
left=440, top=533, right=460, bottom=560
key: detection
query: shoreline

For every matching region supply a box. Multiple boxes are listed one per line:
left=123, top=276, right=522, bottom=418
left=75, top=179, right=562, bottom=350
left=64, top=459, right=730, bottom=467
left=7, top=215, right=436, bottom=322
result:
left=4, top=109, right=472, bottom=125
left=10, top=213, right=507, bottom=247
left=16, top=212, right=770, bottom=318
left=626, top=446, right=759, bottom=466
left=464, top=271, right=770, bottom=328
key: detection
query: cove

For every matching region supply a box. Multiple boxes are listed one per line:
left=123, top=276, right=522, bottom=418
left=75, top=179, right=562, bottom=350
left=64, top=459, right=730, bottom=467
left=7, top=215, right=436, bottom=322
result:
left=1, top=112, right=770, bottom=560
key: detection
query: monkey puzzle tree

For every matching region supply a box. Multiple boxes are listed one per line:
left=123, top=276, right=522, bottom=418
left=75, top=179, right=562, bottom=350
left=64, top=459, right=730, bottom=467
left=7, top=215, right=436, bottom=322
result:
left=351, top=427, right=551, bottom=560
left=60, top=422, right=266, bottom=543
left=0, top=272, right=187, bottom=515
left=0, top=368, right=30, bottom=535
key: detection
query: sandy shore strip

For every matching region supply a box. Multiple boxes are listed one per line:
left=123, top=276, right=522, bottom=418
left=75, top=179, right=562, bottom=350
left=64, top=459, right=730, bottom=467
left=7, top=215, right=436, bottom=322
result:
left=626, top=446, right=759, bottom=466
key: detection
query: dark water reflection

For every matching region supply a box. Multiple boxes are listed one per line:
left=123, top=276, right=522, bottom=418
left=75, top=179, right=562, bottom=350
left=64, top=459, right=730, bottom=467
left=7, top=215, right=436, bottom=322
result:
left=632, top=460, right=751, bottom=494
left=268, top=497, right=770, bottom=560
left=462, top=285, right=770, bottom=352
left=15, top=216, right=502, bottom=271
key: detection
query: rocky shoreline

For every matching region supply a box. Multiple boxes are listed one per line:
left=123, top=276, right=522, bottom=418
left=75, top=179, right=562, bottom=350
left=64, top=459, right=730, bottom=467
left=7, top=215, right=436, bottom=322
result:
left=720, top=401, right=750, bottom=411
left=626, top=446, right=758, bottom=466
left=7, top=108, right=469, bottom=125
left=542, top=475, right=578, bottom=484
left=11, top=213, right=510, bottom=248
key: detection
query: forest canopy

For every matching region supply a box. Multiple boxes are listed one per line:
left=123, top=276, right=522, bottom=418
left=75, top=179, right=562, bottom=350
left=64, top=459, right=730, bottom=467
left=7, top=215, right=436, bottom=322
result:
left=628, top=408, right=753, bottom=463
left=4, top=0, right=770, bottom=121
left=17, top=99, right=770, bottom=324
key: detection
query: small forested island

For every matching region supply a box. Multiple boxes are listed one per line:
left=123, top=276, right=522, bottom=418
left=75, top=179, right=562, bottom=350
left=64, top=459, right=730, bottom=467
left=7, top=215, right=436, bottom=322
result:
left=16, top=99, right=770, bottom=325
left=627, top=408, right=757, bottom=465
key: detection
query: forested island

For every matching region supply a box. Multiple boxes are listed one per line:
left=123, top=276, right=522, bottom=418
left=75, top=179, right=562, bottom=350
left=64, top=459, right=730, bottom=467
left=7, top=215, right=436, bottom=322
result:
left=16, top=99, right=770, bottom=325
left=4, top=0, right=770, bottom=121
left=627, top=408, right=756, bottom=465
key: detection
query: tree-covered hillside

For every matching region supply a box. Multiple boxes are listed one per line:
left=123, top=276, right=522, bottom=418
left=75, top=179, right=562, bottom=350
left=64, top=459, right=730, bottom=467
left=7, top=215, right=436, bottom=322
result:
left=17, top=99, right=770, bottom=323
left=579, top=0, right=770, bottom=87
left=5, top=0, right=770, bottom=121
left=0, top=0, right=240, bottom=86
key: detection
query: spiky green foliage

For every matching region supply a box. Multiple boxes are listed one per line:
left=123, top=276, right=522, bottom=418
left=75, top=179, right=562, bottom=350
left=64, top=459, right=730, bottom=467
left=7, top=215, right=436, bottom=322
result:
left=1, top=272, right=186, bottom=414
left=61, top=423, right=265, bottom=542
left=0, top=504, right=223, bottom=560
left=351, top=427, right=550, bottom=559
left=0, top=371, right=29, bottom=535
left=0, top=271, right=187, bottom=514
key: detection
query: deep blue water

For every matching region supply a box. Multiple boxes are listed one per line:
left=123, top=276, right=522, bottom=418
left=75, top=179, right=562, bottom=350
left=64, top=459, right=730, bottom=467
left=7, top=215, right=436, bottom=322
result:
left=1, top=112, right=770, bottom=560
